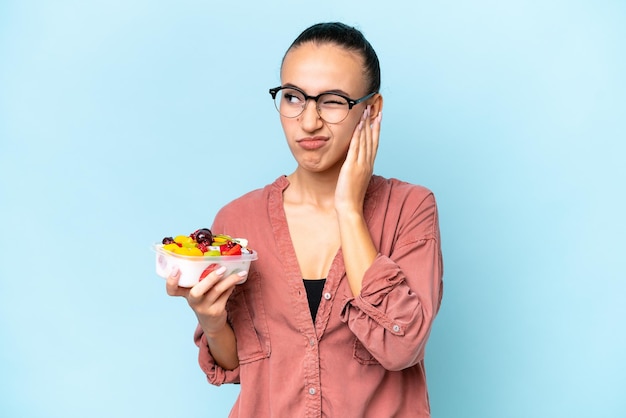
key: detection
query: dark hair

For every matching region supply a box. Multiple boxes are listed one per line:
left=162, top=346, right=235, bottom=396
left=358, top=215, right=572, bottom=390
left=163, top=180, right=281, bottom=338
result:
left=282, top=22, right=381, bottom=94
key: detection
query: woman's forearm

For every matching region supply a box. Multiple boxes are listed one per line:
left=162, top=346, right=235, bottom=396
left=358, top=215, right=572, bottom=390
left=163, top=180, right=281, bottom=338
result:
left=337, top=209, right=378, bottom=296
left=200, top=320, right=239, bottom=371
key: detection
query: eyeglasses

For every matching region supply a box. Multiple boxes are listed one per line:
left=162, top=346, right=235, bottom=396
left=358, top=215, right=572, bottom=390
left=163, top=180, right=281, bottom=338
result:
left=269, top=86, right=377, bottom=124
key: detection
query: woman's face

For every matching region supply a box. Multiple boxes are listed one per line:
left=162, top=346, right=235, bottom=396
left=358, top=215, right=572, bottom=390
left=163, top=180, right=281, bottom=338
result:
left=279, top=42, right=375, bottom=174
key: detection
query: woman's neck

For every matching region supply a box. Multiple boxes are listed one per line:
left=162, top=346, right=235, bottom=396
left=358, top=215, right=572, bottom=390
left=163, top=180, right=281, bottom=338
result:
left=285, top=167, right=340, bottom=209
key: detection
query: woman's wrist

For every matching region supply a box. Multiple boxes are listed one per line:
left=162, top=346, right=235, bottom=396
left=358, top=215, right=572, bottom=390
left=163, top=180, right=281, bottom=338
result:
left=335, top=204, right=364, bottom=221
left=197, top=315, right=230, bottom=340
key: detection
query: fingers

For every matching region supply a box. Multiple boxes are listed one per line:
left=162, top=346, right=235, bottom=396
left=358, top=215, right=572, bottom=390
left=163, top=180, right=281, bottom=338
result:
left=349, top=114, right=365, bottom=157
left=165, top=266, right=189, bottom=297
left=210, top=274, right=241, bottom=308
left=358, top=106, right=369, bottom=164
left=187, top=268, right=247, bottom=306
left=188, top=265, right=227, bottom=300
left=354, top=105, right=381, bottom=165
left=361, top=106, right=374, bottom=164
left=370, top=109, right=382, bottom=158
left=166, top=264, right=248, bottom=304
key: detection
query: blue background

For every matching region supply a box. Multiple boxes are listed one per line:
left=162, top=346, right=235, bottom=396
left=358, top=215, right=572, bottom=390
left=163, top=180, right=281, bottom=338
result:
left=1, top=1, right=625, bottom=417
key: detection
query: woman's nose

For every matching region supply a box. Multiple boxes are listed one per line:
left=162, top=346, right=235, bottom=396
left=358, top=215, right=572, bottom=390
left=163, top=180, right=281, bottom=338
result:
left=299, top=99, right=323, bottom=131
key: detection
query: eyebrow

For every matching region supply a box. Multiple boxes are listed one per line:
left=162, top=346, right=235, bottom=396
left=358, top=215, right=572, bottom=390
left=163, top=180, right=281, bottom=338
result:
left=282, top=83, right=352, bottom=97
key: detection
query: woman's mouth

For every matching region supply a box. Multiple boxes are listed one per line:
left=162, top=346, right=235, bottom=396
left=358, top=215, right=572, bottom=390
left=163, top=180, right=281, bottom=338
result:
left=296, top=136, right=329, bottom=150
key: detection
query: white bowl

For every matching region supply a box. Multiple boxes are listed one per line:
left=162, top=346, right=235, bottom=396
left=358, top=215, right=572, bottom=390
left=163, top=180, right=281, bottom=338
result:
left=153, top=244, right=258, bottom=287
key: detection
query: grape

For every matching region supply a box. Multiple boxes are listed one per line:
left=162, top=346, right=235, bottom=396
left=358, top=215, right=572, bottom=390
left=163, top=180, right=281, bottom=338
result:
left=194, top=228, right=213, bottom=245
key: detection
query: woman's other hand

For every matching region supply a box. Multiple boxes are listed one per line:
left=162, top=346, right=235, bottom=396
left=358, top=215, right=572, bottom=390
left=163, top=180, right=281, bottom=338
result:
left=335, top=105, right=382, bottom=214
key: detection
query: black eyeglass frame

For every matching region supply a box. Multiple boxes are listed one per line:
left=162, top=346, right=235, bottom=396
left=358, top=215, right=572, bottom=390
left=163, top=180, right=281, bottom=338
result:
left=269, top=86, right=377, bottom=122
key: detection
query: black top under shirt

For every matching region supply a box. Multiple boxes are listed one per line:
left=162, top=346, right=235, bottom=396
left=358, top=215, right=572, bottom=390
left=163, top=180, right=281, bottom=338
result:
left=303, top=279, right=326, bottom=321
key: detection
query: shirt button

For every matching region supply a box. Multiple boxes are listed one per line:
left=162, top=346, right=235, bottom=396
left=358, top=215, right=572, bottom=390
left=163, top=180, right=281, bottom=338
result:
left=392, top=324, right=400, bottom=332
left=323, top=292, right=331, bottom=300
left=309, top=387, right=316, bottom=395
left=309, top=338, right=315, bottom=346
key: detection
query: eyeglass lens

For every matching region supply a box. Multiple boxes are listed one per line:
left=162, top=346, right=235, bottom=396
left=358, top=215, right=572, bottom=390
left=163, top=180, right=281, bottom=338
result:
left=273, top=88, right=350, bottom=124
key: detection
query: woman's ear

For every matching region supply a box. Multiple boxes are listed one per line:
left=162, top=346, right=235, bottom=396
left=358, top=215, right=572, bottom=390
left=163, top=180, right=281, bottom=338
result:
left=368, top=93, right=384, bottom=121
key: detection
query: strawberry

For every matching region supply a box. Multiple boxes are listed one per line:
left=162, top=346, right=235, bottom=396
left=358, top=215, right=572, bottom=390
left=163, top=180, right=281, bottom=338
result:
left=223, top=243, right=242, bottom=256
left=200, top=263, right=220, bottom=280
left=219, top=242, right=232, bottom=255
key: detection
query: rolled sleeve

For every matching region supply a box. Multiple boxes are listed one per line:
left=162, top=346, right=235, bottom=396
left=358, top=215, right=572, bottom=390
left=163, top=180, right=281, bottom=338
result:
left=340, top=193, right=443, bottom=371
left=194, top=325, right=241, bottom=385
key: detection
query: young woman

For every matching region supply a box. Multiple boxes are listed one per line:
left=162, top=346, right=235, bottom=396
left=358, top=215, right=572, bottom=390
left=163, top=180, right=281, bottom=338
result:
left=166, top=22, right=444, bottom=418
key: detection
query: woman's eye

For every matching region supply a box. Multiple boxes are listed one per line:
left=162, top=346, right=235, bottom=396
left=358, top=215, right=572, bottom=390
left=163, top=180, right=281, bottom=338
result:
left=284, top=93, right=304, bottom=104
left=320, top=96, right=347, bottom=107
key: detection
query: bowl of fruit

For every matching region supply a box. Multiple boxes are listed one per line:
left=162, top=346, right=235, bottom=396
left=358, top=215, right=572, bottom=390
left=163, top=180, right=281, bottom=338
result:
left=153, top=228, right=257, bottom=287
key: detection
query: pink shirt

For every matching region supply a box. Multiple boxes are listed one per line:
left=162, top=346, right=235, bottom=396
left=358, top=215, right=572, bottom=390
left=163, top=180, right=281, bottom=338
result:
left=195, top=175, right=444, bottom=417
